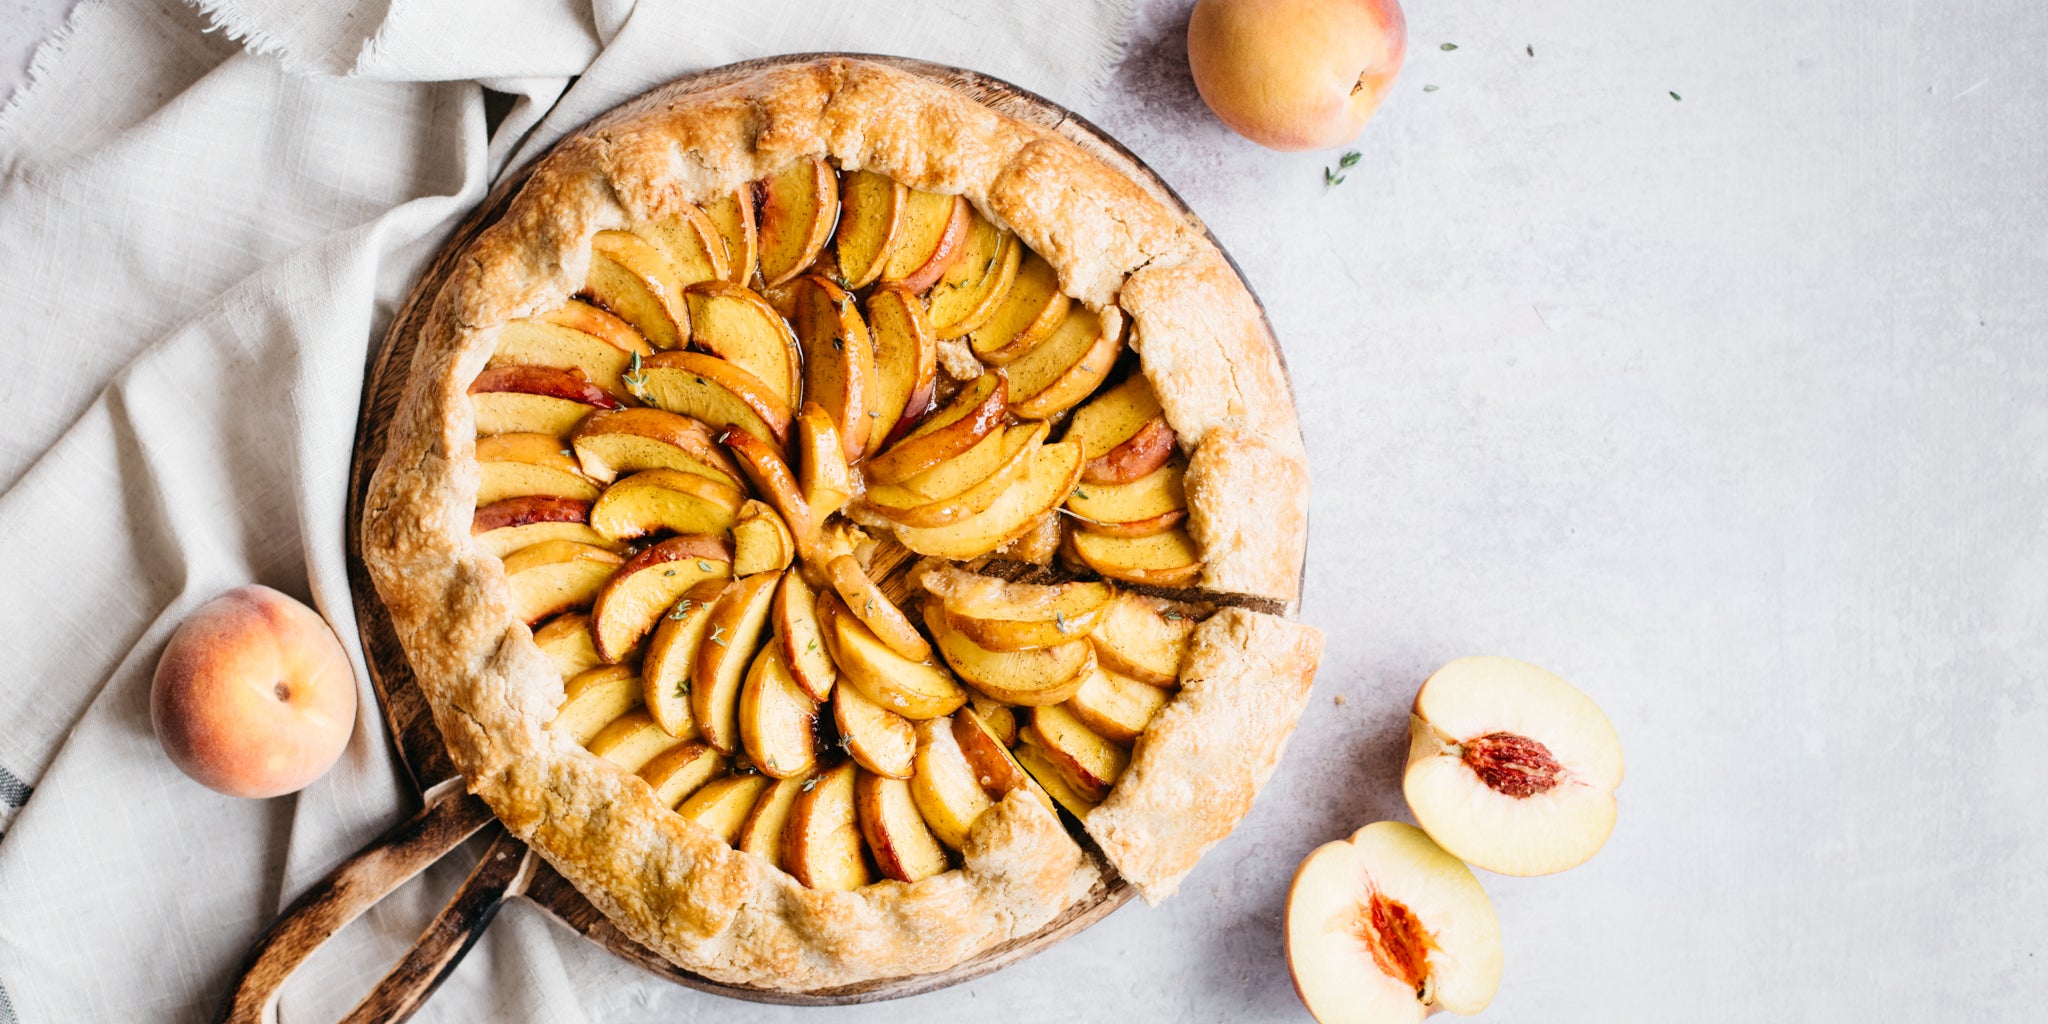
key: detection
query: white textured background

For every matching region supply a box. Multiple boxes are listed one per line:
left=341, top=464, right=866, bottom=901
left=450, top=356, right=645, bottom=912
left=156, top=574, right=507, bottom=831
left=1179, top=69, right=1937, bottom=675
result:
left=5, top=0, right=2045, bottom=1021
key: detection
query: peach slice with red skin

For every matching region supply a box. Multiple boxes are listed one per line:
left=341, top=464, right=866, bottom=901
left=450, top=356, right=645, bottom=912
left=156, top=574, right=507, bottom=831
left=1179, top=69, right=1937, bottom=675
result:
left=882, top=190, right=971, bottom=292
left=856, top=770, right=952, bottom=883
left=1085, top=417, right=1177, bottom=485
left=785, top=759, right=873, bottom=891
left=472, top=496, right=611, bottom=558
left=475, top=433, right=600, bottom=506
left=700, top=188, right=757, bottom=285
left=639, top=578, right=727, bottom=738
left=863, top=370, right=1008, bottom=483
left=588, top=534, right=732, bottom=662
left=587, top=468, right=746, bottom=542
left=503, top=540, right=624, bottom=625
left=927, top=213, right=1021, bottom=340
left=635, top=350, right=794, bottom=445
left=792, top=275, right=877, bottom=461
left=569, top=408, right=741, bottom=488
left=689, top=569, right=782, bottom=755
left=909, top=717, right=997, bottom=851
left=755, top=157, right=840, bottom=288
left=470, top=366, right=623, bottom=438
left=833, top=169, right=907, bottom=289
left=1402, top=657, right=1624, bottom=877
left=866, top=284, right=938, bottom=445
left=970, top=251, right=1069, bottom=363
left=684, top=281, right=803, bottom=410
left=638, top=740, right=724, bottom=808
left=1285, top=822, right=1501, bottom=1024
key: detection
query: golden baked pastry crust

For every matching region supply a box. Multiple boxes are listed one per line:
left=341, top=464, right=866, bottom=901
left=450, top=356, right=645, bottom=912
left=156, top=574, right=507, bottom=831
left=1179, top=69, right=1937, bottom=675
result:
left=363, top=57, right=1319, bottom=990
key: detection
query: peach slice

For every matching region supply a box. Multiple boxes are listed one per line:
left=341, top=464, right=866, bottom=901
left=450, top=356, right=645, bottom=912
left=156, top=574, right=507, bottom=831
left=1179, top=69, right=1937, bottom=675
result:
left=1021, top=702, right=1127, bottom=804
left=636, top=351, right=794, bottom=444
left=1403, top=657, right=1624, bottom=877
left=951, top=709, right=1046, bottom=807
left=738, top=643, right=818, bottom=779
left=587, top=467, right=745, bottom=542
left=772, top=570, right=837, bottom=702
left=886, top=439, right=1084, bottom=560
left=896, top=418, right=1010, bottom=500
left=472, top=496, right=610, bottom=559
left=470, top=366, right=622, bottom=438
left=735, top=773, right=809, bottom=869
left=636, top=202, right=729, bottom=289
left=569, top=408, right=741, bottom=488
left=588, top=534, right=733, bottom=662
left=719, top=425, right=825, bottom=566
left=863, top=423, right=1043, bottom=529
left=732, top=500, right=796, bottom=576
left=490, top=316, right=643, bottom=397
left=1005, top=304, right=1123, bottom=420
left=586, top=709, right=685, bottom=772
left=834, top=169, right=907, bottom=289
left=791, top=402, right=853, bottom=519
left=926, top=603, right=1094, bottom=706
left=823, top=593, right=967, bottom=719
left=882, top=191, right=970, bottom=292
left=1012, top=739, right=1098, bottom=819
left=857, top=770, right=952, bottom=883
left=756, top=157, right=839, bottom=287
left=1285, top=822, right=1502, bottom=1024
left=792, top=275, right=877, bottom=460
left=970, top=251, right=1069, bottom=363
left=584, top=229, right=690, bottom=349
left=785, top=760, right=873, bottom=891
left=1069, top=526, right=1203, bottom=587
left=967, top=694, right=1019, bottom=747
left=994, top=510, right=1063, bottom=565
left=1066, top=374, right=1178, bottom=484
left=689, top=569, right=781, bottom=754
left=833, top=680, right=916, bottom=779
left=1086, top=416, right=1177, bottom=486
left=550, top=665, right=643, bottom=746
left=700, top=188, right=757, bottom=285
left=540, top=298, right=650, bottom=354
left=910, top=717, right=998, bottom=851
left=1089, top=592, right=1199, bottom=685
left=863, top=370, right=1008, bottom=483
left=824, top=555, right=930, bottom=661
left=640, top=578, right=727, bottom=738
left=476, top=433, right=601, bottom=506
left=1067, top=460, right=1187, bottom=535
left=919, top=565, right=1113, bottom=651
left=503, top=540, right=624, bottom=625
left=1064, top=663, right=1170, bottom=744
left=684, top=281, right=802, bottom=409
left=638, top=740, right=724, bottom=808
left=532, top=613, right=603, bottom=682
left=927, top=214, right=1020, bottom=340
left=866, top=284, right=938, bottom=444
left=679, top=773, right=774, bottom=845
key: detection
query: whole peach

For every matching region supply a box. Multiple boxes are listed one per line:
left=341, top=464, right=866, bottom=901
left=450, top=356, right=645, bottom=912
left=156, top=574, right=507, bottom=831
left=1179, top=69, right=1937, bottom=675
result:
left=151, top=584, right=357, bottom=798
left=1187, top=0, right=1407, bottom=151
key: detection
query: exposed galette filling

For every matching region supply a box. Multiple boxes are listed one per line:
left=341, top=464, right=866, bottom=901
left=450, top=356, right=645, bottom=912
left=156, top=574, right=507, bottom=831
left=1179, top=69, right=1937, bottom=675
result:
left=469, top=156, right=1214, bottom=890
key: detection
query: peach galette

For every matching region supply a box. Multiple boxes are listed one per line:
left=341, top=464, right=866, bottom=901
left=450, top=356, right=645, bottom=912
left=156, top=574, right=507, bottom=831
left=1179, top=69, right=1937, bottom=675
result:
left=364, top=59, right=1321, bottom=992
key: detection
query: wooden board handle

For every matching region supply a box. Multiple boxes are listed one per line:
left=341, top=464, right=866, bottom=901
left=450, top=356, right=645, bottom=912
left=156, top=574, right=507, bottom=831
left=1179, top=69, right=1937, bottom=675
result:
left=217, top=785, right=510, bottom=1024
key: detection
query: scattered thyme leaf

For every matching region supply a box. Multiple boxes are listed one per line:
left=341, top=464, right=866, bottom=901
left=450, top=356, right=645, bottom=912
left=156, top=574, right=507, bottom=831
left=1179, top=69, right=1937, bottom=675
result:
left=1322, top=167, right=1338, bottom=188
left=1073, top=489, right=1089, bottom=500
left=1670, top=91, right=1682, bottom=101
left=1338, top=151, right=1362, bottom=169
left=699, top=561, right=713, bottom=572
left=1162, top=609, right=1184, bottom=621
left=1527, top=44, right=1535, bottom=57
left=1055, top=611, right=1071, bottom=634
left=807, top=639, right=819, bottom=653
left=1440, top=42, right=1458, bottom=51
left=674, top=680, right=689, bottom=698
left=801, top=776, right=819, bottom=792
left=664, top=568, right=677, bottom=577
left=1423, top=84, right=1440, bottom=92
left=668, top=598, right=695, bottom=620
left=621, top=351, right=648, bottom=394
left=710, top=625, right=728, bottom=647
left=831, top=336, right=843, bottom=351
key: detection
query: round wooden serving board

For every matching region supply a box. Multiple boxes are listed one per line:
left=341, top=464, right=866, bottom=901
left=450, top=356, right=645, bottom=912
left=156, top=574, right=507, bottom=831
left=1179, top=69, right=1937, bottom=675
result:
left=341, top=53, right=1290, bottom=1007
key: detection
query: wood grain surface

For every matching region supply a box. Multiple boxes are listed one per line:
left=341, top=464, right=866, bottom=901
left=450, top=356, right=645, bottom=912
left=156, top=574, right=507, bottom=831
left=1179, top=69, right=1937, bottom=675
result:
left=339, top=53, right=1285, bottom=1007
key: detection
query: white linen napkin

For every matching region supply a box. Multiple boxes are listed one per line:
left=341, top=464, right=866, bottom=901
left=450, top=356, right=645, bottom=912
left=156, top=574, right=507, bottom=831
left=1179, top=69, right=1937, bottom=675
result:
left=0, top=1, right=1136, bottom=1020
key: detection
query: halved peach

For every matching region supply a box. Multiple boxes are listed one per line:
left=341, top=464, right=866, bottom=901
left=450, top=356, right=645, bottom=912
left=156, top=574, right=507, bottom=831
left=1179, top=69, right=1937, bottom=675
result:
left=1089, top=591, right=1199, bottom=686
left=863, top=423, right=1043, bottom=529
left=588, top=534, right=733, bottom=662
left=503, top=540, right=624, bottom=625
left=1006, top=305, right=1123, bottom=420
left=756, top=157, right=839, bottom=287
left=533, top=612, right=603, bottom=682
left=636, top=350, right=794, bottom=444
left=886, top=439, right=1083, bottom=560
left=863, top=370, right=1007, bottom=483
left=910, top=717, right=997, bottom=851
left=679, top=773, right=773, bottom=845
left=1069, top=526, right=1203, bottom=587
left=637, top=740, right=724, bottom=808
left=700, top=188, right=757, bottom=285
left=792, top=275, right=876, bottom=460
left=825, top=555, right=929, bottom=661
left=882, top=191, right=970, bottom=292
left=1022, top=703, right=1128, bottom=804
left=732, top=500, right=796, bottom=576
left=470, top=366, right=622, bottom=438
left=476, top=432, right=601, bottom=506
left=794, top=402, right=853, bottom=517
left=689, top=569, right=781, bottom=754
left=857, top=770, right=951, bottom=883
left=824, top=593, right=967, bottom=719
left=586, top=709, right=685, bottom=772
left=636, top=202, right=729, bottom=288
left=866, top=284, right=937, bottom=444
left=685, top=281, right=802, bottom=409
left=833, top=681, right=916, bottom=779
left=490, top=317, right=641, bottom=397
left=569, top=408, right=741, bottom=488
left=550, top=664, right=642, bottom=745
left=1065, top=663, right=1170, bottom=744
left=970, top=251, right=1069, bottom=363
left=773, top=571, right=837, bottom=702
left=927, top=214, right=1020, bottom=340
left=584, top=229, right=689, bottom=349
left=833, top=169, right=906, bottom=289
left=785, top=759, right=872, bottom=891
left=738, top=643, right=818, bottom=779
left=927, top=604, right=1094, bottom=706
left=587, top=468, right=746, bottom=541
left=640, top=578, right=728, bottom=737
left=472, top=496, right=609, bottom=559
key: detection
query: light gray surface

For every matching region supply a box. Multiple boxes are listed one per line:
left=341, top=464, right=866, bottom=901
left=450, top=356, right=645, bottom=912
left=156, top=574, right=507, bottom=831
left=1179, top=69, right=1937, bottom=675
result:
left=6, top=0, right=2046, bottom=1021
